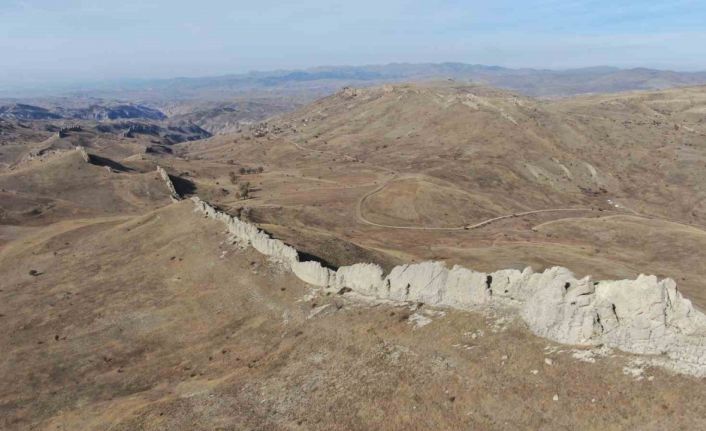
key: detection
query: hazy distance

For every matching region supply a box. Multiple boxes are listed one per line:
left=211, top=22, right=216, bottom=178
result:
left=2, top=0, right=706, bottom=89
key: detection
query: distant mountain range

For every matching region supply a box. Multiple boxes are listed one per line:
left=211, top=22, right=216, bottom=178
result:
left=4, top=63, right=706, bottom=137
left=3, top=63, right=706, bottom=100
left=0, top=102, right=166, bottom=121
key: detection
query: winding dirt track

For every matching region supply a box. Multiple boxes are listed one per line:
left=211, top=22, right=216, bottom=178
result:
left=286, top=137, right=597, bottom=231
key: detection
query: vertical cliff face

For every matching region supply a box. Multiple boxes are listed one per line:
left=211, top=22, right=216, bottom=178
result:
left=190, top=196, right=706, bottom=377
left=250, top=232, right=299, bottom=267
left=443, top=266, right=492, bottom=308
left=520, top=267, right=600, bottom=346
left=292, top=261, right=335, bottom=287
left=331, top=263, right=385, bottom=296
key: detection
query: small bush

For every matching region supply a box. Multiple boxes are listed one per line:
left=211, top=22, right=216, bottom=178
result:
left=236, top=181, right=250, bottom=200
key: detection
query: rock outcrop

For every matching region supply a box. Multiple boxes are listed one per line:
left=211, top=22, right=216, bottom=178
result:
left=292, top=261, right=335, bottom=287
left=331, top=263, right=385, bottom=296
left=75, top=146, right=90, bottom=163
left=191, top=196, right=706, bottom=377
left=520, top=267, right=600, bottom=345
left=156, top=166, right=180, bottom=202
left=59, top=126, right=82, bottom=138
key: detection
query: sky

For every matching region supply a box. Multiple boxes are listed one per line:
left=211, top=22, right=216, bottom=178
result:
left=1, top=0, right=706, bottom=87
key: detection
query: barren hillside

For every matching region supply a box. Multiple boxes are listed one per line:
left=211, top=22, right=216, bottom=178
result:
left=3, top=201, right=706, bottom=430
left=173, top=83, right=706, bottom=306
left=2, top=82, right=706, bottom=429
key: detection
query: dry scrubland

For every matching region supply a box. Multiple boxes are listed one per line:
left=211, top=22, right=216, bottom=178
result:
left=2, top=82, right=706, bottom=429
left=2, top=202, right=706, bottom=430
left=178, top=82, right=706, bottom=307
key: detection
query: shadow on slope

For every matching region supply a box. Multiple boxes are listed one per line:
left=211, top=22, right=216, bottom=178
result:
left=87, top=154, right=133, bottom=172
left=170, top=174, right=197, bottom=196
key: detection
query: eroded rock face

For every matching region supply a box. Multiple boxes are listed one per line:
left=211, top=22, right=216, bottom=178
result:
left=441, top=265, right=492, bottom=308
left=156, top=166, right=180, bottom=202
left=385, top=261, right=448, bottom=304
left=191, top=196, right=706, bottom=377
left=250, top=231, right=299, bottom=267
left=75, top=146, right=90, bottom=163
left=520, top=267, right=599, bottom=346
left=595, top=277, right=706, bottom=357
left=489, top=267, right=535, bottom=301
left=331, top=263, right=384, bottom=296
left=292, top=261, right=334, bottom=287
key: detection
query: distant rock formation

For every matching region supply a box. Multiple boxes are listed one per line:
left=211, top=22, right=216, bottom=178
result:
left=156, top=166, right=180, bottom=202
left=191, top=196, right=706, bottom=377
left=0, top=103, right=63, bottom=121
left=0, top=103, right=165, bottom=121
left=75, top=146, right=90, bottom=163
left=252, top=122, right=269, bottom=138
left=341, top=86, right=359, bottom=98
left=79, top=104, right=166, bottom=121
left=122, top=123, right=161, bottom=138
left=59, top=126, right=82, bottom=138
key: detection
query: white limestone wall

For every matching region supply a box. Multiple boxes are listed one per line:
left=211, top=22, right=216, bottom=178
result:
left=384, top=261, right=449, bottom=304
left=594, top=276, right=706, bottom=369
left=331, top=263, right=385, bottom=296
left=75, top=146, right=90, bottom=163
left=190, top=196, right=706, bottom=377
left=520, top=267, right=600, bottom=346
left=251, top=231, right=299, bottom=267
left=156, top=165, right=180, bottom=202
left=442, top=265, right=492, bottom=308
left=489, top=267, right=536, bottom=301
left=292, top=260, right=335, bottom=287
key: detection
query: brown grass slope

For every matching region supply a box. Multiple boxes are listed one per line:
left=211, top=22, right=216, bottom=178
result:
left=3, top=83, right=706, bottom=429
left=1, top=201, right=706, bottom=430
left=175, top=82, right=706, bottom=307
left=276, top=82, right=706, bottom=224
left=0, top=150, right=172, bottom=225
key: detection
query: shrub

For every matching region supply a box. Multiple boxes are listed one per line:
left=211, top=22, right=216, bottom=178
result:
left=237, top=181, right=250, bottom=200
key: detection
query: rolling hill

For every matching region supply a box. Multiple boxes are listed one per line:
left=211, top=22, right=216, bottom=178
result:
left=3, top=81, right=706, bottom=429
left=177, top=82, right=706, bottom=307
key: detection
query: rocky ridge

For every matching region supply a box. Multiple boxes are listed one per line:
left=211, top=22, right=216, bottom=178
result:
left=75, top=146, right=90, bottom=163
left=0, top=102, right=166, bottom=121
left=190, top=196, right=706, bottom=378
left=156, top=165, right=180, bottom=202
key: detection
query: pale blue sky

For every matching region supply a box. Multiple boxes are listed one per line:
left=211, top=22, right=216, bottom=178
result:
left=2, top=0, right=706, bottom=86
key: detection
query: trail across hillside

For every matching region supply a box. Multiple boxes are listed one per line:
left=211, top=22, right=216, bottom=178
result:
left=358, top=204, right=596, bottom=231
left=286, top=137, right=597, bottom=231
